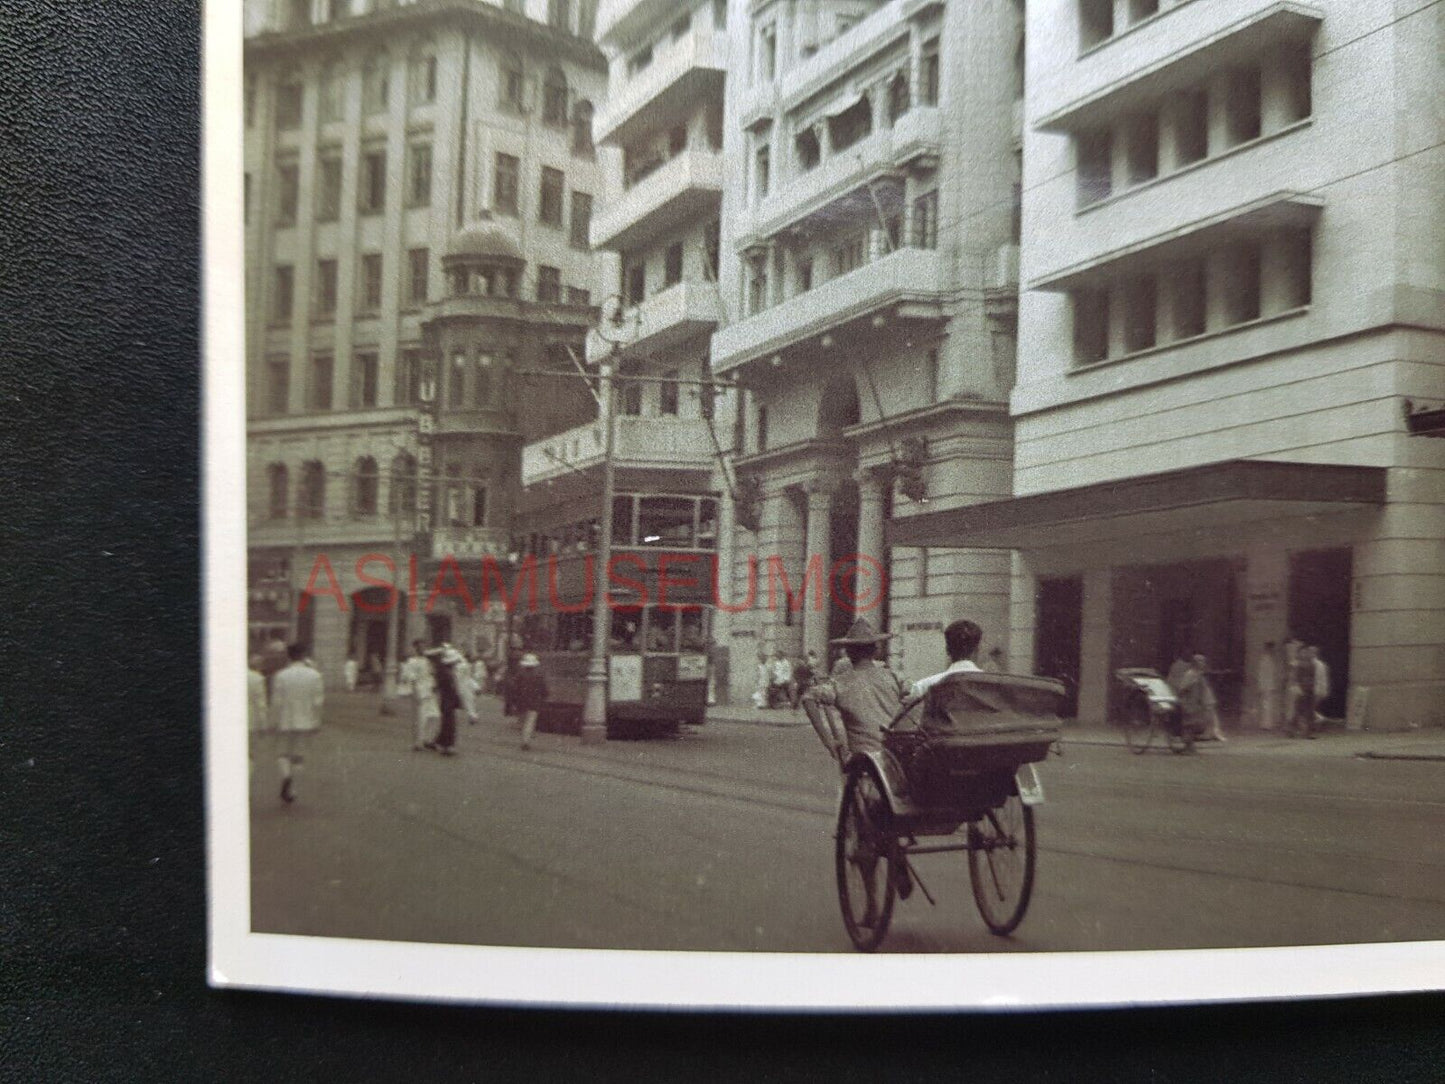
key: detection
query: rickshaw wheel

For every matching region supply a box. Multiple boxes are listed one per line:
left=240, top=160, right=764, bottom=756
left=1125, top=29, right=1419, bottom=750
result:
left=967, top=792, right=1036, bottom=936
left=835, top=763, right=897, bottom=952
left=1123, top=695, right=1153, bottom=755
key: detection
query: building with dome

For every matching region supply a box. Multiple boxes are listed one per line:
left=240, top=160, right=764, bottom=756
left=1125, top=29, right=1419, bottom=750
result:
left=243, top=0, right=616, bottom=686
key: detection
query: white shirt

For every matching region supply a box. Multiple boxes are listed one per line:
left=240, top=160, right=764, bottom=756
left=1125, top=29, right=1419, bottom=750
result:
left=1313, top=658, right=1330, bottom=702
left=771, top=658, right=793, bottom=685
left=272, top=661, right=325, bottom=732
left=909, top=658, right=981, bottom=701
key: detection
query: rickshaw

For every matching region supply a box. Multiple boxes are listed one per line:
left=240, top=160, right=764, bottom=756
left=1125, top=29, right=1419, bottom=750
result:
left=1114, top=667, right=1200, bottom=755
left=828, top=672, right=1065, bottom=952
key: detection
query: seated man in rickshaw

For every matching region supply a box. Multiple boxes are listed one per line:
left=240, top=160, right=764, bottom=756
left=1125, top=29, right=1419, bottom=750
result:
left=906, top=619, right=985, bottom=705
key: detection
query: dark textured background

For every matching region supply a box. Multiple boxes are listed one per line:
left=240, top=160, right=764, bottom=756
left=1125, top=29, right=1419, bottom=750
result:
left=0, top=2, right=1441, bottom=1079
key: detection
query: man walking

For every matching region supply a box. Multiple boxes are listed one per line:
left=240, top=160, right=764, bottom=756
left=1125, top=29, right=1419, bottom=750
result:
left=513, top=653, right=549, bottom=750
left=1288, top=643, right=1318, bottom=739
left=400, top=640, right=434, bottom=751
left=270, top=643, right=325, bottom=803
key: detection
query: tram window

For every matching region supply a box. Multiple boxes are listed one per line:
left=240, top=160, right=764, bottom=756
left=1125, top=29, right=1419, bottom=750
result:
left=679, top=606, right=708, bottom=652
left=557, top=611, right=592, bottom=652
left=611, top=495, right=634, bottom=546
left=610, top=607, right=642, bottom=652
left=646, top=606, right=678, bottom=653
left=697, top=498, right=718, bottom=548
left=638, top=496, right=695, bottom=547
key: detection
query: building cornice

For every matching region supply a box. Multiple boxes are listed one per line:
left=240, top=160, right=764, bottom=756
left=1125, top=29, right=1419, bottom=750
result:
left=245, top=0, right=606, bottom=70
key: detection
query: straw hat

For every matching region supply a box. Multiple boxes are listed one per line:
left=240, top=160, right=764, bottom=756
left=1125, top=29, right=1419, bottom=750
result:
left=830, top=618, right=892, bottom=646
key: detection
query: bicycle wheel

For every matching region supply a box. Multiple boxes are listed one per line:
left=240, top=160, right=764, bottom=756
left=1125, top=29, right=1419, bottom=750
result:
left=835, top=764, right=897, bottom=952
left=967, top=792, right=1036, bottom=936
left=1123, top=695, right=1153, bottom=755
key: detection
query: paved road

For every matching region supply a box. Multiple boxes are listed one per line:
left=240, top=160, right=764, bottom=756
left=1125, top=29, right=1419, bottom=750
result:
left=250, top=695, right=1445, bottom=953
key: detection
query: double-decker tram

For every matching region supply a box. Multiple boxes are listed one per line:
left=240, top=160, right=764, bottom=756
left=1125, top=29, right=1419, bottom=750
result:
left=513, top=491, right=718, bottom=737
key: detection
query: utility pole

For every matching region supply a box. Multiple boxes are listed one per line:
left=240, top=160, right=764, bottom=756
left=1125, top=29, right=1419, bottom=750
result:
left=578, top=349, right=616, bottom=745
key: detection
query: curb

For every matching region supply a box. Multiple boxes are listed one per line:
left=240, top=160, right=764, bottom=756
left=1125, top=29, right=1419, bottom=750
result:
left=706, top=713, right=811, bottom=729
left=1356, top=751, right=1445, bottom=763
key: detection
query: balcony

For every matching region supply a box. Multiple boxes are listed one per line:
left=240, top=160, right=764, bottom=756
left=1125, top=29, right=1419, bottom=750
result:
left=737, top=0, right=942, bottom=128
left=711, top=246, right=947, bottom=374
left=594, top=30, right=727, bottom=148
left=585, top=282, right=723, bottom=363
left=590, top=148, right=724, bottom=252
left=1034, top=1, right=1324, bottom=134
left=597, top=0, right=688, bottom=49
left=522, top=415, right=717, bottom=486
left=739, top=106, right=941, bottom=246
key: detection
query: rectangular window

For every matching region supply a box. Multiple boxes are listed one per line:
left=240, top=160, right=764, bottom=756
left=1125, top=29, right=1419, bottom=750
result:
left=1076, top=128, right=1113, bottom=205
left=1225, top=67, right=1263, bottom=146
left=315, top=259, right=338, bottom=318
left=1079, top=0, right=1113, bottom=50
left=833, top=235, right=866, bottom=275
left=569, top=190, right=592, bottom=250
left=756, top=404, right=768, bottom=452
left=660, top=369, right=680, bottom=415
left=1122, top=276, right=1157, bottom=353
left=537, top=265, right=562, bottom=303
left=539, top=166, right=564, bottom=226
left=1280, top=230, right=1313, bottom=310
left=472, top=354, right=493, bottom=407
left=275, top=163, right=299, bottom=225
left=472, top=486, right=488, bottom=528
left=1073, top=287, right=1110, bottom=364
left=493, top=152, right=520, bottom=215
left=797, top=257, right=813, bottom=293
left=625, top=260, right=646, bottom=306
left=352, top=351, right=379, bottom=409
left=926, top=347, right=940, bottom=402
left=359, top=150, right=386, bottom=213
left=921, top=40, right=940, bottom=105
left=911, top=190, right=939, bottom=249
left=621, top=379, right=643, bottom=416
left=566, top=286, right=590, bottom=306
left=754, top=145, right=770, bottom=200
left=275, top=81, right=303, bottom=130
left=663, top=241, right=683, bottom=288
left=267, top=357, right=290, bottom=414
left=759, top=25, right=776, bottom=82
left=407, top=247, right=428, bottom=306
left=501, top=67, right=525, bottom=112
left=747, top=257, right=768, bottom=314
left=1222, top=242, right=1262, bottom=324
left=1170, top=258, right=1207, bottom=339
left=272, top=265, right=294, bottom=323
left=704, top=220, right=720, bottom=280
left=448, top=353, right=466, bottom=406
left=1125, top=111, right=1158, bottom=185
left=406, top=143, right=432, bottom=207
left=309, top=353, right=334, bottom=411
left=397, top=347, right=423, bottom=405
left=1174, top=88, right=1208, bottom=166
left=316, top=156, right=342, bottom=221
left=359, top=253, right=382, bottom=312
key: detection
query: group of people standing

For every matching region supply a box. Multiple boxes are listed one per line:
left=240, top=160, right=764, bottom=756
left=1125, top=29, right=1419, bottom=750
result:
left=398, top=640, right=551, bottom=755
left=1255, top=638, right=1331, bottom=739
left=753, top=650, right=821, bottom=710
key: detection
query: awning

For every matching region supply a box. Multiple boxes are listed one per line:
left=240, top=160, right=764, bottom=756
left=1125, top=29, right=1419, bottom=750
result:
left=886, top=460, right=1386, bottom=551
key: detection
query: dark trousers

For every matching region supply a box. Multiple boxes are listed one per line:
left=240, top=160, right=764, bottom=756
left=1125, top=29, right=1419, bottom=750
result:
left=436, top=705, right=458, bottom=750
left=1289, top=691, right=1316, bottom=736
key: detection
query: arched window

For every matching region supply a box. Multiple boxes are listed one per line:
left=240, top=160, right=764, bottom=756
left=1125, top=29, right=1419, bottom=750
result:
left=299, top=460, right=326, bottom=520
left=571, top=99, right=594, bottom=155
left=353, top=456, right=380, bottom=516
left=409, top=39, right=437, bottom=105
left=318, top=58, right=345, bottom=122
left=542, top=67, right=569, bottom=127
left=362, top=49, right=390, bottom=114
left=267, top=463, right=289, bottom=519
left=389, top=452, right=418, bottom=516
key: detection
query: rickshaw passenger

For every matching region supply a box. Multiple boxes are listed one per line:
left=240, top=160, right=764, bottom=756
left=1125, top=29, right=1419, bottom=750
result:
left=906, top=620, right=984, bottom=705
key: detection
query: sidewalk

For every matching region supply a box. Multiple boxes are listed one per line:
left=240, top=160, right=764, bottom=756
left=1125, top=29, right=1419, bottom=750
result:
left=704, top=701, right=1445, bottom=761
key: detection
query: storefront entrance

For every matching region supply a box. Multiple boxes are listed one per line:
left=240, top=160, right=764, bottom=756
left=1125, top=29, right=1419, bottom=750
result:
left=1287, top=547, right=1352, bottom=718
left=1035, top=576, right=1082, bottom=717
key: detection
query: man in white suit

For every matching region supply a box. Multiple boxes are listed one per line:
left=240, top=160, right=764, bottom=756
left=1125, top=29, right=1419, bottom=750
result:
left=271, top=642, right=325, bottom=804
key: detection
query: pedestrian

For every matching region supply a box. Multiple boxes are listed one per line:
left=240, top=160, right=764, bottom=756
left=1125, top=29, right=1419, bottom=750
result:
left=769, top=650, right=793, bottom=709
left=1255, top=641, right=1279, bottom=731
left=343, top=651, right=359, bottom=693
left=470, top=653, right=489, bottom=702
left=270, top=642, right=325, bottom=803
left=400, top=640, right=435, bottom=751
left=1288, top=643, right=1318, bottom=739
left=791, top=651, right=816, bottom=709
left=752, top=650, right=769, bottom=709
left=513, top=653, right=549, bottom=750
left=427, top=645, right=461, bottom=756
left=1282, top=637, right=1303, bottom=727
left=1193, top=653, right=1226, bottom=742
left=1165, top=649, right=1192, bottom=695
left=248, top=655, right=267, bottom=780
left=445, top=644, right=478, bottom=725
left=1312, top=646, right=1331, bottom=728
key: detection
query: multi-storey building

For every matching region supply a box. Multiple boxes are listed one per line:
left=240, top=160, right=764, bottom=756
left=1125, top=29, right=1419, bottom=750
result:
left=895, top=0, right=1445, bottom=729
left=509, top=0, right=741, bottom=695
left=243, top=0, right=614, bottom=685
left=711, top=0, right=1026, bottom=699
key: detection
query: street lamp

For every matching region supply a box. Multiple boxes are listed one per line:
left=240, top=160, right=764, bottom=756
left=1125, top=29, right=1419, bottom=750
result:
left=579, top=296, right=637, bottom=744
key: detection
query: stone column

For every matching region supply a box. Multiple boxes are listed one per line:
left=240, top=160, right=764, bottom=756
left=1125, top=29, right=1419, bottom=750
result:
left=801, top=479, right=836, bottom=661
left=1242, top=547, right=1289, bottom=730
left=1075, top=567, right=1114, bottom=724
left=854, top=468, right=888, bottom=624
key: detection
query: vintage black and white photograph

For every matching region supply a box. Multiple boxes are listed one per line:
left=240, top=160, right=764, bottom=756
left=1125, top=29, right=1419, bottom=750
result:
left=207, top=0, right=1445, bottom=1006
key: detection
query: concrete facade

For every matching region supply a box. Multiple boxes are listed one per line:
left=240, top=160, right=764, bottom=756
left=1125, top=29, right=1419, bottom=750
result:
left=1003, top=0, right=1445, bottom=729
left=711, top=0, right=1027, bottom=702
left=244, top=0, right=615, bottom=685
